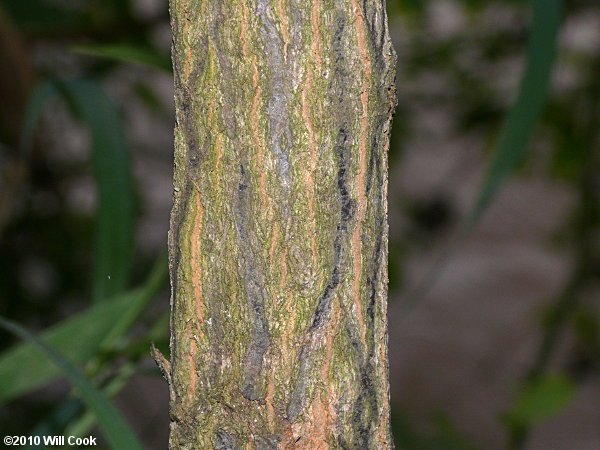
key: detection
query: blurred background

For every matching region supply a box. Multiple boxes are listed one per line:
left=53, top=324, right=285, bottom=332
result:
left=0, top=0, right=599, bottom=448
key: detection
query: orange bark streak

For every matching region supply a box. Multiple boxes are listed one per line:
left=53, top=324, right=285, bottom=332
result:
left=350, top=0, right=371, bottom=345
left=301, top=72, right=318, bottom=268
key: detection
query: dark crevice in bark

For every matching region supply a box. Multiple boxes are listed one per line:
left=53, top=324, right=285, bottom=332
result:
left=347, top=117, right=386, bottom=445
left=311, top=128, right=355, bottom=331
left=235, top=163, right=272, bottom=401
left=286, top=125, right=354, bottom=421
left=215, top=429, right=238, bottom=450
left=349, top=223, right=384, bottom=447
left=285, top=8, right=355, bottom=423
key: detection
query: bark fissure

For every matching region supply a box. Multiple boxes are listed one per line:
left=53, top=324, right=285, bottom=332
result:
left=235, top=163, right=272, bottom=401
left=286, top=126, right=355, bottom=423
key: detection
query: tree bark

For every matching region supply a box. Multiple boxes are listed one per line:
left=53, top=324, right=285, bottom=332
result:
left=165, top=0, right=396, bottom=447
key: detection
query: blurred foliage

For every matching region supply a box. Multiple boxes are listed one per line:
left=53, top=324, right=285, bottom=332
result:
left=0, top=317, right=144, bottom=449
left=392, top=410, right=479, bottom=450
left=0, top=257, right=165, bottom=403
left=388, top=0, right=599, bottom=448
left=0, top=0, right=170, bottom=445
left=470, top=0, right=561, bottom=223
left=503, top=374, right=576, bottom=430
left=0, top=0, right=598, bottom=448
left=60, top=80, right=135, bottom=303
left=71, top=43, right=171, bottom=72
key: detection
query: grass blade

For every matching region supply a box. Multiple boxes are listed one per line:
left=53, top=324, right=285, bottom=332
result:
left=0, top=317, right=143, bottom=450
left=72, top=43, right=172, bottom=72
left=469, top=0, right=562, bottom=223
left=59, top=80, right=135, bottom=303
left=18, top=78, right=136, bottom=303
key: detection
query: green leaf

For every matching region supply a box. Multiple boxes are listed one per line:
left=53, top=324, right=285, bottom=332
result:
left=505, top=374, right=576, bottom=428
left=469, top=0, right=562, bottom=223
left=0, top=317, right=143, bottom=450
left=0, top=258, right=167, bottom=403
left=72, top=43, right=172, bottom=72
left=58, top=80, right=136, bottom=303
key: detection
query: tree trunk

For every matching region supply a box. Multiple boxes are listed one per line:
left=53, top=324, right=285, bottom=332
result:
left=165, top=0, right=396, bottom=447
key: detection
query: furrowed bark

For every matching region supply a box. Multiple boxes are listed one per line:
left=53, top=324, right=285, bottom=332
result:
left=166, top=0, right=396, bottom=447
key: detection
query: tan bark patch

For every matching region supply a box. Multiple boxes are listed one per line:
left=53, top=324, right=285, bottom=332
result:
left=301, top=71, right=318, bottom=269
left=277, top=0, right=290, bottom=60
